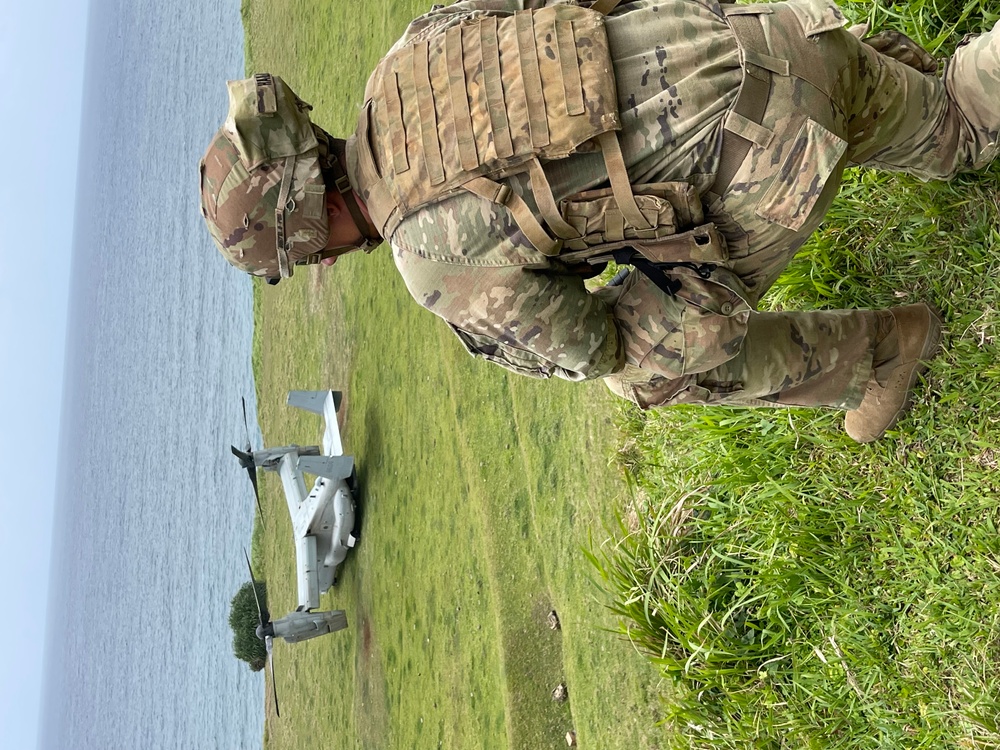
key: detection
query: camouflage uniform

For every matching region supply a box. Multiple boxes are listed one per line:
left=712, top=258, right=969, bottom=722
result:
left=349, top=0, right=1000, bottom=409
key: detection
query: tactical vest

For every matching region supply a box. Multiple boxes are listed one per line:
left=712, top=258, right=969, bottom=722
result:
left=351, top=0, right=728, bottom=271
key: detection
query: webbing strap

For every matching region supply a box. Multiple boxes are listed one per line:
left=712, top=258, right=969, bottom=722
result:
left=396, top=46, right=419, bottom=171
left=413, top=40, right=446, bottom=186
left=332, top=168, right=382, bottom=251
left=479, top=17, right=514, bottom=159
left=516, top=11, right=549, bottom=148
left=297, top=248, right=341, bottom=266
left=352, top=113, right=398, bottom=240
left=712, top=11, right=774, bottom=195
left=604, top=209, right=625, bottom=242
left=596, top=131, right=652, bottom=231
left=589, top=0, right=624, bottom=16
left=319, top=184, right=377, bottom=251
left=556, top=20, right=585, bottom=116
left=274, top=155, right=296, bottom=277
left=446, top=26, right=479, bottom=171
left=612, top=249, right=682, bottom=297
left=527, top=158, right=580, bottom=240
left=382, top=71, right=409, bottom=174
left=464, top=176, right=561, bottom=256
left=323, top=127, right=382, bottom=251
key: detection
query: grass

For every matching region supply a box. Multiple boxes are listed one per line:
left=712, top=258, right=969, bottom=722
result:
left=241, top=1, right=1000, bottom=748
left=242, top=2, right=663, bottom=748
left=589, top=2, right=1000, bottom=748
left=249, top=262, right=666, bottom=748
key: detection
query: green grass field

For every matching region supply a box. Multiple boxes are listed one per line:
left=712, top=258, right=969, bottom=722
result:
left=590, top=4, right=1000, bottom=749
left=596, top=177, right=1000, bottom=749
left=242, top=1, right=1000, bottom=748
left=243, top=3, right=663, bottom=748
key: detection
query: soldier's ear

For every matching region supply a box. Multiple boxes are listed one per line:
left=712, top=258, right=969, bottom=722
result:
left=325, top=190, right=342, bottom=220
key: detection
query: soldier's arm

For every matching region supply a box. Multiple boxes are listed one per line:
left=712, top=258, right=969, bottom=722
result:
left=393, top=248, right=626, bottom=380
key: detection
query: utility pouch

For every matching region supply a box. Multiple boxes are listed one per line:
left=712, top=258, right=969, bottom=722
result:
left=559, top=222, right=728, bottom=268
left=632, top=223, right=728, bottom=265
left=559, top=182, right=704, bottom=250
left=448, top=324, right=554, bottom=379
left=553, top=180, right=729, bottom=298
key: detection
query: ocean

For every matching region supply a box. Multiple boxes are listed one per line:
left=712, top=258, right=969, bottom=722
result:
left=40, top=0, right=265, bottom=747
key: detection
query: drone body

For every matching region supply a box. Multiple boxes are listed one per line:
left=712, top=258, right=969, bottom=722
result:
left=266, top=390, right=357, bottom=611
left=236, top=390, right=358, bottom=612
left=237, top=391, right=358, bottom=716
left=258, top=610, right=349, bottom=643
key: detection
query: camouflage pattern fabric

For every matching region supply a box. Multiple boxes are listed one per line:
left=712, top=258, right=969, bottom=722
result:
left=363, top=2, right=622, bottom=228
left=364, top=0, right=1000, bottom=409
left=200, top=76, right=329, bottom=280
left=605, top=308, right=875, bottom=409
left=382, top=0, right=744, bottom=382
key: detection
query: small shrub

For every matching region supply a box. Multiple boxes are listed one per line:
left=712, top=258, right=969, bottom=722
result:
left=229, top=580, right=268, bottom=672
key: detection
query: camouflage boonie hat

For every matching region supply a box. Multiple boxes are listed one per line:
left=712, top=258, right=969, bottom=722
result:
left=199, top=74, right=329, bottom=280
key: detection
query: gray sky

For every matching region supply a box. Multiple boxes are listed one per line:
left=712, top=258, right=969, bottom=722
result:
left=0, top=0, right=89, bottom=747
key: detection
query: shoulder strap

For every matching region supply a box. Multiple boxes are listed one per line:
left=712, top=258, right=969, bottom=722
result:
left=323, top=153, right=381, bottom=251
left=589, top=0, right=624, bottom=15
left=464, top=176, right=562, bottom=256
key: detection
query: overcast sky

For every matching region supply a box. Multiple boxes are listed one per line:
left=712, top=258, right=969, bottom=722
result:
left=0, top=1, right=89, bottom=747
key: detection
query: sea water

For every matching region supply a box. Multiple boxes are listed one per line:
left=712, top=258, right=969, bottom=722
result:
left=40, top=0, right=265, bottom=747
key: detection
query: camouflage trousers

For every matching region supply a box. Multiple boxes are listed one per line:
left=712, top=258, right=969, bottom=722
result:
left=610, top=1, right=999, bottom=410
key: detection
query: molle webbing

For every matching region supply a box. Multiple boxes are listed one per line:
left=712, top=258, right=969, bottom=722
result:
left=711, top=6, right=787, bottom=195
left=589, top=0, right=625, bottom=15
left=358, top=3, right=633, bottom=251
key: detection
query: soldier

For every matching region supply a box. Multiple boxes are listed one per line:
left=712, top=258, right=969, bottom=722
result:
left=200, top=0, right=1000, bottom=442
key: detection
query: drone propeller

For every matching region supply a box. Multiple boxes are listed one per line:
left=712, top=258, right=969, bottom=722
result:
left=265, top=639, right=279, bottom=718
left=240, top=397, right=253, bottom=451
left=234, top=397, right=266, bottom=529
left=243, top=547, right=269, bottom=624
left=244, top=548, right=280, bottom=718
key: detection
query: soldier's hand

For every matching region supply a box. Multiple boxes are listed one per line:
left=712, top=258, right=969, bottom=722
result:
left=848, top=24, right=938, bottom=74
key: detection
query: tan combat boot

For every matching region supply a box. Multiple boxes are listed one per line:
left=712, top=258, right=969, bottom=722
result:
left=844, top=303, right=942, bottom=443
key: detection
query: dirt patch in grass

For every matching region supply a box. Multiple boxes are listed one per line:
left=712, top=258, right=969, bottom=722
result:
left=360, top=616, right=373, bottom=659
left=354, top=611, right=391, bottom=750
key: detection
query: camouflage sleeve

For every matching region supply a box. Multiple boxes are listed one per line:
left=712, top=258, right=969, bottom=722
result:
left=394, top=247, right=752, bottom=382
left=392, top=247, right=626, bottom=380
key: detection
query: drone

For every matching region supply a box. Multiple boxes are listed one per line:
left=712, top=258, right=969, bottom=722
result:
left=233, top=390, right=359, bottom=611
left=243, top=548, right=348, bottom=718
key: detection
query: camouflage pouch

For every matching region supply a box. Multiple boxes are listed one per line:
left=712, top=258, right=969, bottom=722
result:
left=224, top=75, right=318, bottom=169
left=602, top=364, right=694, bottom=409
left=448, top=324, right=555, bottom=379
left=559, top=182, right=704, bottom=250
left=556, top=182, right=728, bottom=270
